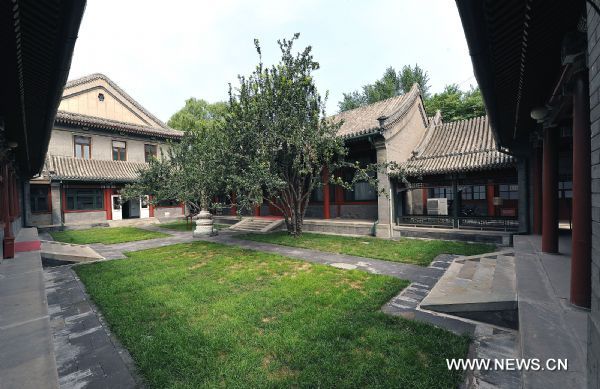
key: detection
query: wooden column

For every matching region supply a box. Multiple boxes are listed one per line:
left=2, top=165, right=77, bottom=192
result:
left=322, top=167, right=330, bottom=219
left=230, top=193, right=237, bottom=216
left=452, top=178, right=459, bottom=228
left=2, top=163, right=15, bottom=259
left=254, top=205, right=261, bottom=217
left=542, top=128, right=559, bottom=253
left=571, top=72, right=592, bottom=308
left=486, top=183, right=495, bottom=216
left=532, top=145, right=543, bottom=234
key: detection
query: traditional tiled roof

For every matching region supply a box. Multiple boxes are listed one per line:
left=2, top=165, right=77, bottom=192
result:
left=45, top=155, right=148, bottom=182
left=55, top=111, right=183, bottom=139
left=64, top=73, right=169, bottom=129
left=330, top=84, right=423, bottom=139
left=403, top=115, right=515, bottom=176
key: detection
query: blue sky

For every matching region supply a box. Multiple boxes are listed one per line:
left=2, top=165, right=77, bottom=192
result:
left=68, top=0, right=476, bottom=121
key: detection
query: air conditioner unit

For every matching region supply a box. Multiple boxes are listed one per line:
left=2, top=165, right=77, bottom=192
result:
left=427, top=198, right=448, bottom=216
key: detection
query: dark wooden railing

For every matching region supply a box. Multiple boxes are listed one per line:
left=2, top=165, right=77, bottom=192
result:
left=397, top=215, right=519, bottom=231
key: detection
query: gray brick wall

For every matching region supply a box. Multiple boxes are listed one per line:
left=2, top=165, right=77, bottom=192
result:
left=587, top=4, right=600, bottom=388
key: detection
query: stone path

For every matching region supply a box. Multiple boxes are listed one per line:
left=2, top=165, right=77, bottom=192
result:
left=45, top=265, right=140, bottom=389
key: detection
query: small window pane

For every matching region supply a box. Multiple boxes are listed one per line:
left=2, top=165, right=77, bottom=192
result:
left=74, top=136, right=90, bottom=145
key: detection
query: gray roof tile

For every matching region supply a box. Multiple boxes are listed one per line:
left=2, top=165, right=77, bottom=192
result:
left=403, top=115, right=515, bottom=175
left=46, top=155, right=148, bottom=182
left=330, top=84, right=422, bottom=138
left=55, top=111, right=183, bottom=139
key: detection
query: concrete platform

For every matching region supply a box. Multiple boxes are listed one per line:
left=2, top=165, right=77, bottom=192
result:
left=41, top=241, right=104, bottom=263
left=302, top=218, right=375, bottom=236
left=393, top=225, right=513, bottom=245
left=420, top=250, right=517, bottom=328
left=0, top=228, right=59, bottom=389
left=514, top=234, right=588, bottom=388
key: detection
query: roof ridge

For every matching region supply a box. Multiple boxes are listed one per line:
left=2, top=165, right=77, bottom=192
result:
left=64, top=73, right=169, bottom=129
left=55, top=110, right=183, bottom=139
left=330, top=93, right=406, bottom=118
left=380, top=84, right=421, bottom=129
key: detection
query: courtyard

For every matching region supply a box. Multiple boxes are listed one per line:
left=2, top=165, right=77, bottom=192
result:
left=1, top=0, right=597, bottom=388
left=72, top=241, right=468, bottom=388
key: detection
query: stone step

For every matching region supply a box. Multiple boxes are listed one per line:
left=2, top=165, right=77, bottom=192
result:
left=229, top=218, right=284, bottom=233
left=41, top=240, right=104, bottom=263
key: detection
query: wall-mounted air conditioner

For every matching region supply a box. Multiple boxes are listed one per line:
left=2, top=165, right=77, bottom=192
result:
left=427, top=198, right=448, bottom=216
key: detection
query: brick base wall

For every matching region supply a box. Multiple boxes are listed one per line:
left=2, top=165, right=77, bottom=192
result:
left=587, top=4, right=600, bottom=387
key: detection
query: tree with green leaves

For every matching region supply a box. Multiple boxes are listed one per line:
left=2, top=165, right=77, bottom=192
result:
left=399, top=64, right=430, bottom=98
left=122, top=124, right=230, bottom=217
left=227, top=34, right=378, bottom=236
left=338, top=65, right=430, bottom=112
left=425, top=84, right=485, bottom=121
left=167, top=98, right=228, bottom=132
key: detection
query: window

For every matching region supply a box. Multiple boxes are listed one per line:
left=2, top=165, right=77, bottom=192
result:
left=112, top=140, right=127, bottom=161
left=144, top=144, right=158, bottom=162
left=30, top=186, right=50, bottom=212
left=98, top=93, right=105, bottom=102
left=462, top=185, right=486, bottom=200
left=74, top=136, right=91, bottom=159
left=473, top=185, right=486, bottom=200
left=559, top=181, right=572, bottom=199
left=343, top=181, right=377, bottom=201
left=461, top=186, right=473, bottom=200
left=157, top=199, right=180, bottom=207
left=65, top=188, right=103, bottom=210
left=432, top=187, right=454, bottom=200
left=499, top=184, right=519, bottom=200
left=342, top=156, right=377, bottom=201
left=311, top=185, right=335, bottom=202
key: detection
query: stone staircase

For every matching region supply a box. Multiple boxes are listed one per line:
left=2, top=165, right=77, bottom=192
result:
left=229, top=217, right=284, bottom=233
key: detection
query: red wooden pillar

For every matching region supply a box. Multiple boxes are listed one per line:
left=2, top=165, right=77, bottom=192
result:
left=542, top=127, right=559, bottom=253
left=322, top=167, right=330, bottom=219
left=532, top=145, right=543, bottom=235
left=570, top=73, right=591, bottom=308
left=2, top=163, right=15, bottom=259
left=149, top=195, right=155, bottom=218
left=254, top=205, right=261, bottom=216
left=486, top=183, right=495, bottom=216
left=104, top=188, right=113, bottom=220
left=230, top=193, right=237, bottom=216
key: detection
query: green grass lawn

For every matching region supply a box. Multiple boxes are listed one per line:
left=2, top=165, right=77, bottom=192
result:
left=75, top=242, right=469, bottom=388
left=159, top=221, right=229, bottom=231
left=238, top=232, right=496, bottom=267
left=50, top=226, right=169, bottom=245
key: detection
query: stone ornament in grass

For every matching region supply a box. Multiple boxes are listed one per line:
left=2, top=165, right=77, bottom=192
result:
left=193, top=209, right=217, bottom=237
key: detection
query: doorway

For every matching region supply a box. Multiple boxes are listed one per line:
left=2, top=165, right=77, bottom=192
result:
left=122, top=199, right=140, bottom=219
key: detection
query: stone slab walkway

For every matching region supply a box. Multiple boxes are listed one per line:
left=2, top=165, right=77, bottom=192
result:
left=45, top=265, right=140, bottom=389
left=514, top=234, right=587, bottom=388
left=0, top=243, right=59, bottom=389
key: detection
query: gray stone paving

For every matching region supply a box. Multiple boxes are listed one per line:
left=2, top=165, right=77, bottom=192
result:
left=514, top=234, right=587, bottom=388
left=45, top=266, right=140, bottom=389
left=0, top=242, right=59, bottom=389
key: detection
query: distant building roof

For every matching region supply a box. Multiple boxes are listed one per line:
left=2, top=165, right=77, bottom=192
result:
left=403, top=115, right=515, bottom=176
left=45, top=155, right=148, bottom=182
left=55, top=111, right=183, bottom=140
left=330, top=84, right=424, bottom=139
